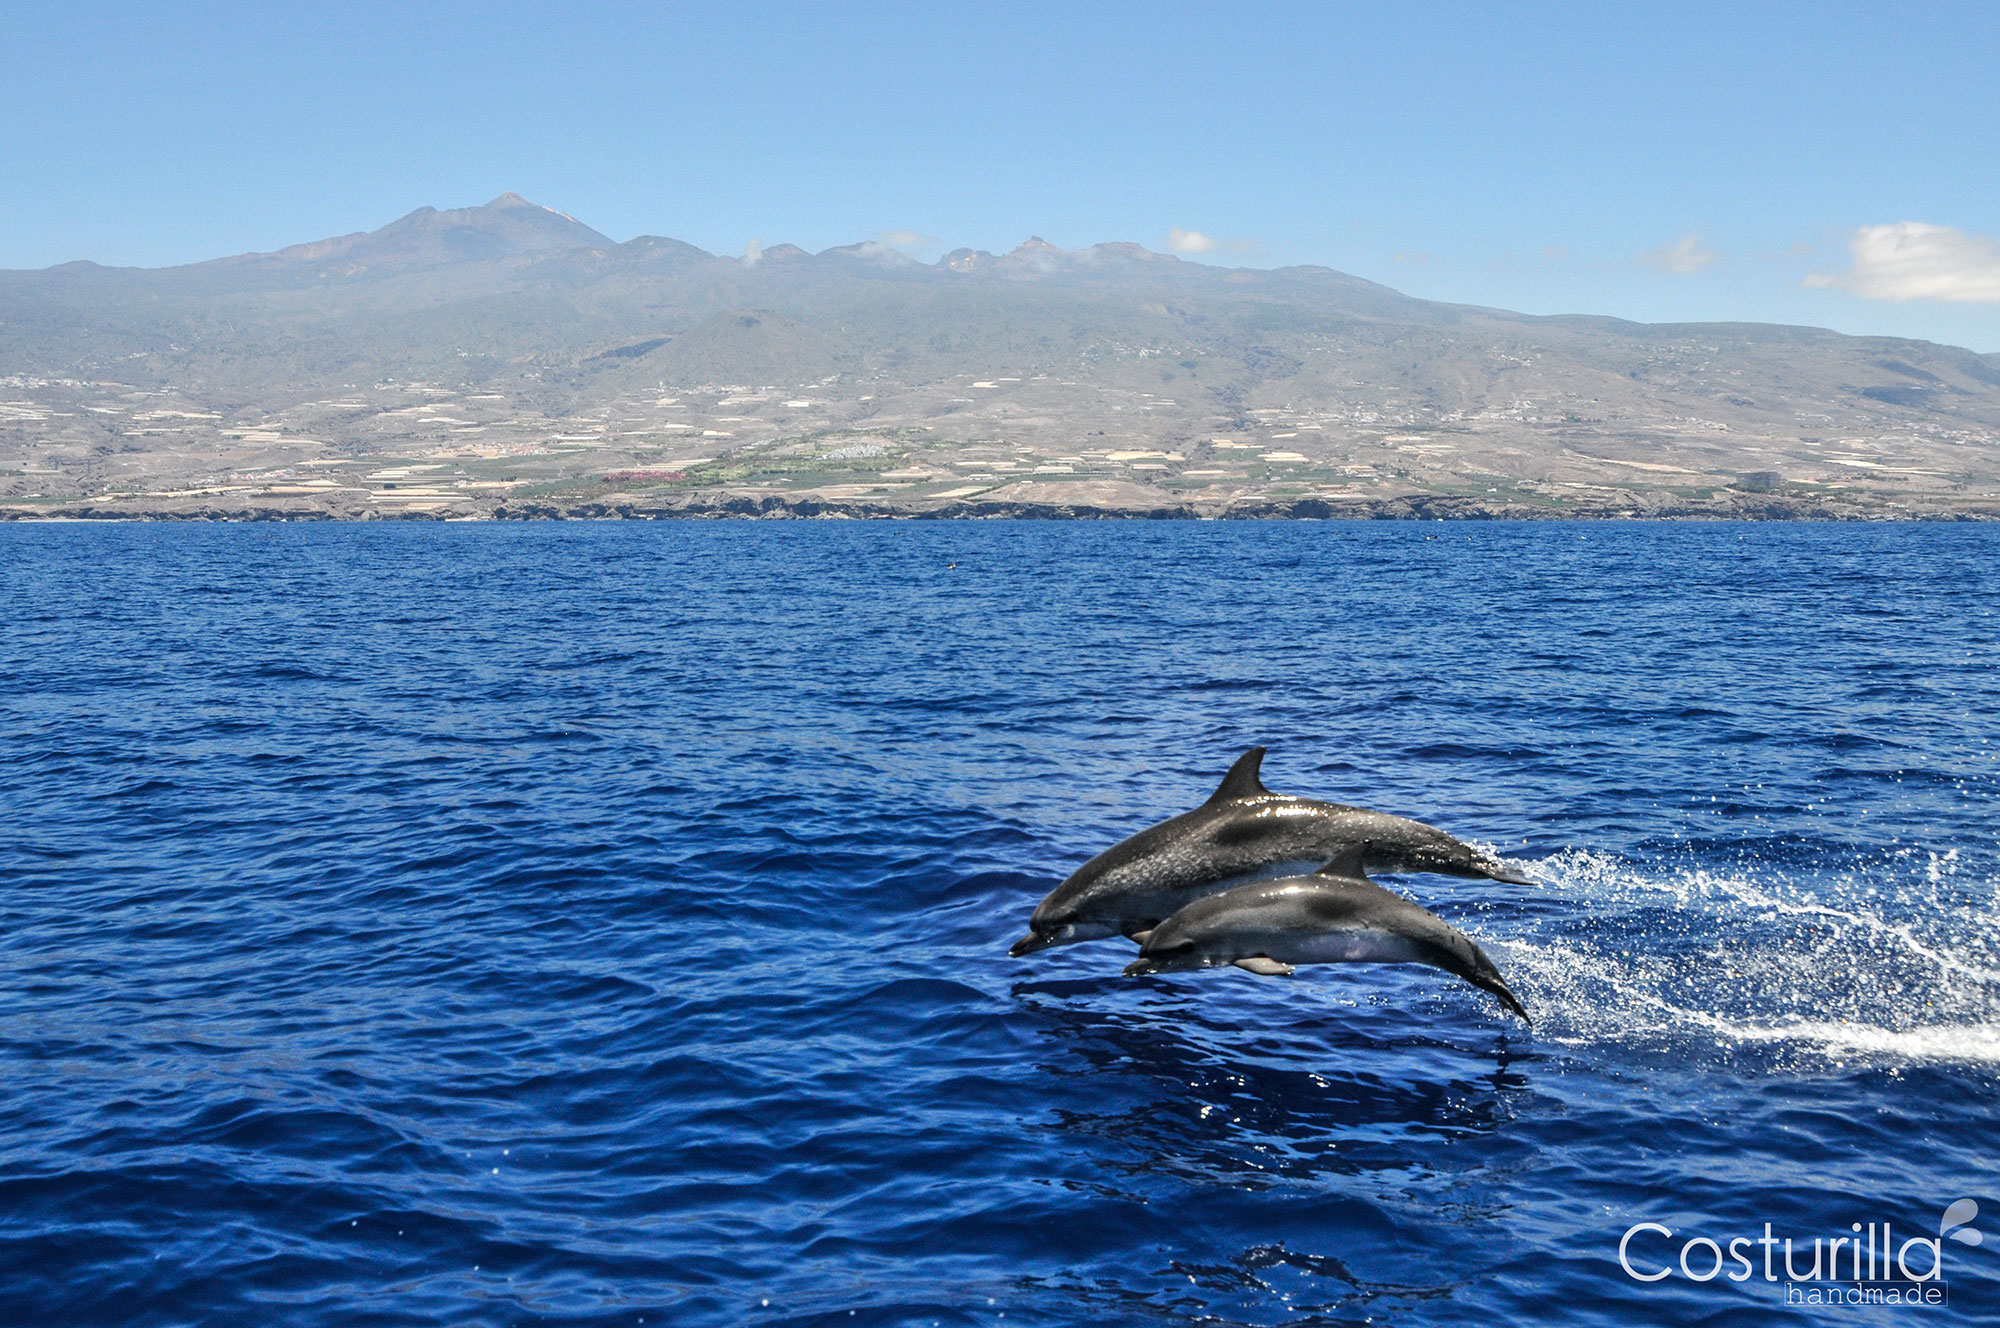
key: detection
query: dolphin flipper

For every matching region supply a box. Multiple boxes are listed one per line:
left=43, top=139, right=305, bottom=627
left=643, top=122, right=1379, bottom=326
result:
left=1232, top=956, right=1296, bottom=977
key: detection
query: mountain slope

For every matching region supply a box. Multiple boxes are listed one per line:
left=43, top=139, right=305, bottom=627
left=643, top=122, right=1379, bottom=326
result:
left=2, top=196, right=1998, bottom=519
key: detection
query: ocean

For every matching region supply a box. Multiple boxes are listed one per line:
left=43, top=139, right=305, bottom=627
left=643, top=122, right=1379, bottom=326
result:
left=2, top=519, right=1995, bottom=1326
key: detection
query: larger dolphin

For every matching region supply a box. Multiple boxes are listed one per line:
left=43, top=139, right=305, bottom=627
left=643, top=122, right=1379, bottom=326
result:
left=1009, top=747, right=1532, bottom=957
left=1122, top=845, right=1532, bottom=1022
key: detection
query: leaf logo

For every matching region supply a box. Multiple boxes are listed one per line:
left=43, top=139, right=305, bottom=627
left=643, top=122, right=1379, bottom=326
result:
left=1941, top=1199, right=1983, bottom=1247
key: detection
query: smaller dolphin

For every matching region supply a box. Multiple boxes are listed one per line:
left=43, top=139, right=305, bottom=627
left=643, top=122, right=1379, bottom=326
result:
left=1121, top=846, right=1531, bottom=1022
left=1009, top=747, right=1532, bottom=956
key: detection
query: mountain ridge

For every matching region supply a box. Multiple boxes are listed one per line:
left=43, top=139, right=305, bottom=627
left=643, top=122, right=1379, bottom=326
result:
left=5, top=192, right=1993, bottom=362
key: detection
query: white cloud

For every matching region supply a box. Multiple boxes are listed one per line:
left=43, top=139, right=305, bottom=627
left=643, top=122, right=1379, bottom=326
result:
left=742, top=238, right=763, bottom=267
left=1392, top=250, right=1432, bottom=264
left=1165, top=227, right=1262, bottom=258
left=878, top=228, right=940, bottom=250
left=1640, top=234, right=1716, bottom=273
left=1805, top=222, right=2000, bottom=302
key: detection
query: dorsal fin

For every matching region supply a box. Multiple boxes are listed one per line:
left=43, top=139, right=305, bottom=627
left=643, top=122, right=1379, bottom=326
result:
left=1206, top=747, right=1269, bottom=804
left=1315, top=842, right=1371, bottom=881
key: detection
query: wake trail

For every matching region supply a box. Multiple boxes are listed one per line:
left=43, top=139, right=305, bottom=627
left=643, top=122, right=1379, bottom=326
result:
left=1495, top=847, right=2000, bottom=1067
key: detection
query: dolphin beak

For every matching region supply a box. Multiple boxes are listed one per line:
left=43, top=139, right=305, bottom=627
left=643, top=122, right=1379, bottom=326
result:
left=1484, top=862, right=1537, bottom=886
left=1009, top=931, right=1054, bottom=957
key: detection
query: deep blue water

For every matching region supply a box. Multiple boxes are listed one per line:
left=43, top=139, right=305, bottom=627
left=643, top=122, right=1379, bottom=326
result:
left=2, top=520, right=1997, bottom=1328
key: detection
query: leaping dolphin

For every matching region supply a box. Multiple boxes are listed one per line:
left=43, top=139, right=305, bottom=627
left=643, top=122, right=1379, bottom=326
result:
left=1121, top=845, right=1532, bottom=1022
left=1008, top=747, right=1533, bottom=956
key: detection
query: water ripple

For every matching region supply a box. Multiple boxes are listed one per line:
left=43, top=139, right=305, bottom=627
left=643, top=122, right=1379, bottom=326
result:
left=1, top=521, right=1996, bottom=1327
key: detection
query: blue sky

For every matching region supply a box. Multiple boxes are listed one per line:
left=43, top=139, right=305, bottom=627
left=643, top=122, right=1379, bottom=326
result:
left=7, top=0, right=1999, bottom=349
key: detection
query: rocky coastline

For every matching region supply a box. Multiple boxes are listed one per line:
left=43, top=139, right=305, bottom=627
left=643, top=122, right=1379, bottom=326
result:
left=7, top=489, right=1996, bottom=523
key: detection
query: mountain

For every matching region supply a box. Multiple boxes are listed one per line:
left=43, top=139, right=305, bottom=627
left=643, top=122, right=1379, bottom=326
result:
left=204, top=193, right=616, bottom=277
left=3, top=195, right=1999, bottom=520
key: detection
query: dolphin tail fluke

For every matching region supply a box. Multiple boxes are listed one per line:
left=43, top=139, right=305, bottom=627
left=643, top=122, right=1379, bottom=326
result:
left=1481, top=975, right=1533, bottom=1023
left=1442, top=936, right=1533, bottom=1023
left=1481, top=859, right=1537, bottom=887
left=1206, top=746, right=1270, bottom=804
left=1463, top=953, right=1532, bottom=1022
left=1009, top=931, right=1053, bottom=957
